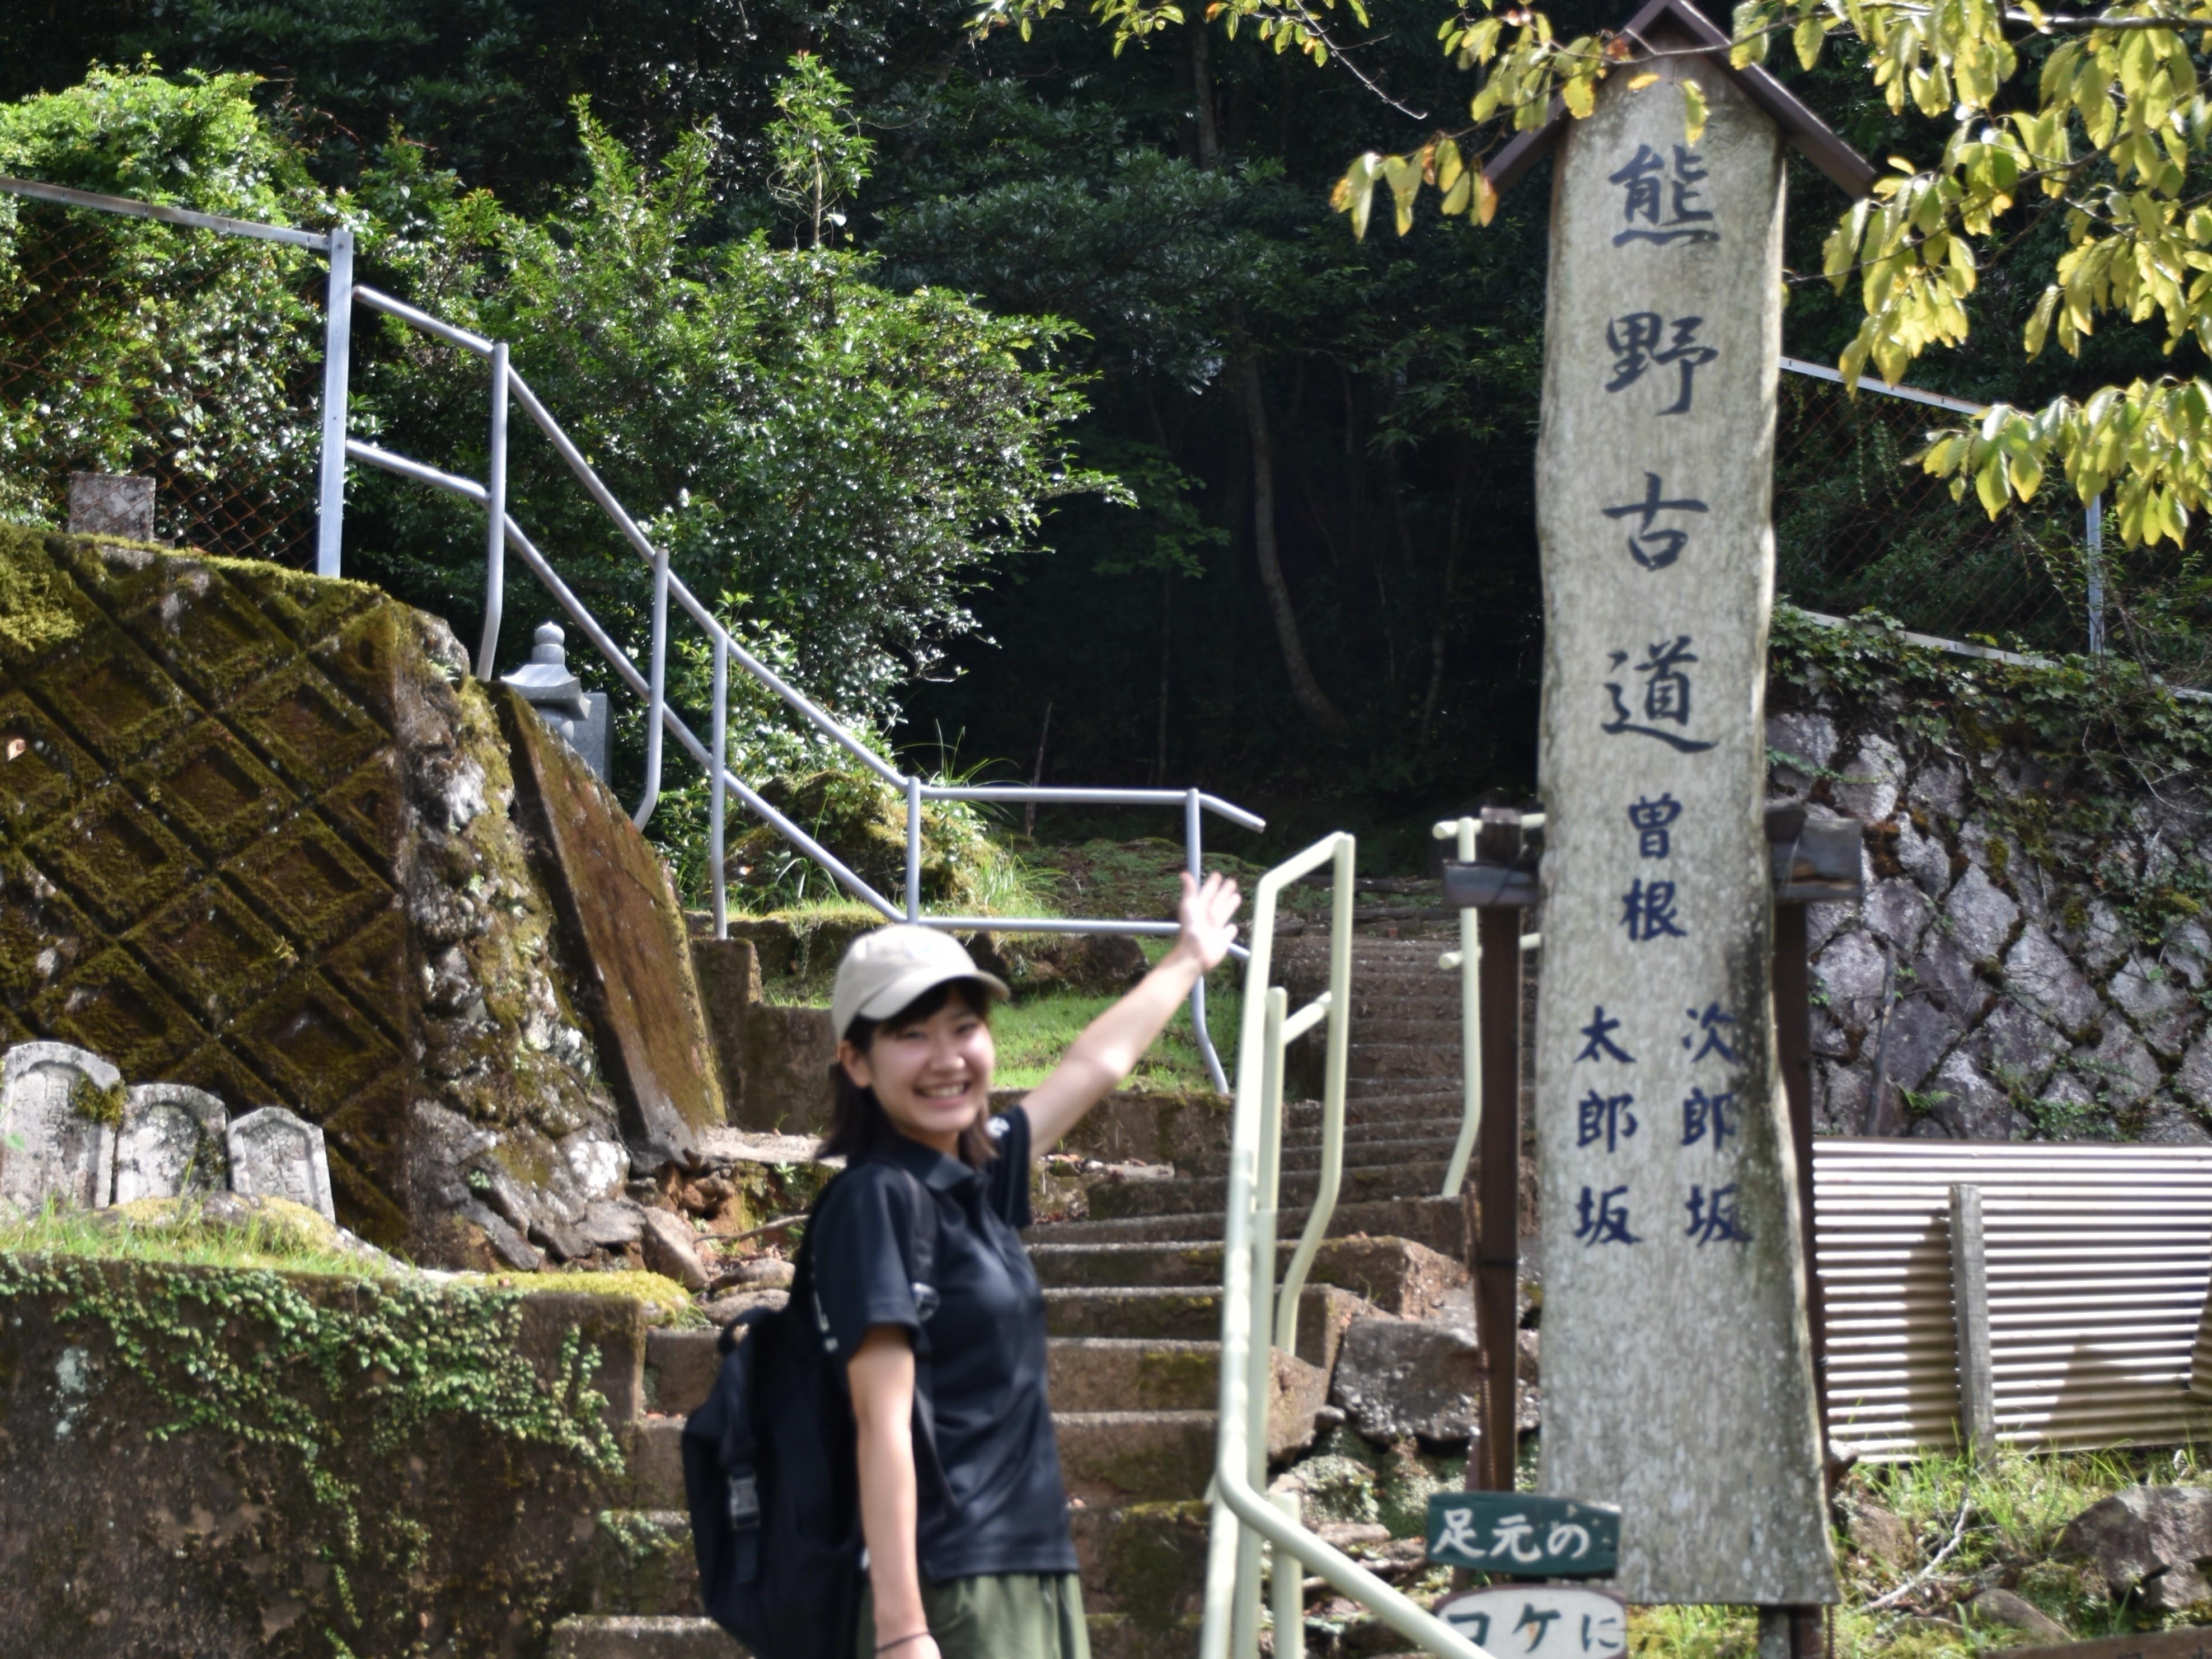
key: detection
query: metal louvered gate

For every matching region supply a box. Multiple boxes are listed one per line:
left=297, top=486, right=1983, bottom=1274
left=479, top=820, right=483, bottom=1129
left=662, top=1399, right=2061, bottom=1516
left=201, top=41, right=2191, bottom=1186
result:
left=1815, top=1138, right=2212, bottom=1460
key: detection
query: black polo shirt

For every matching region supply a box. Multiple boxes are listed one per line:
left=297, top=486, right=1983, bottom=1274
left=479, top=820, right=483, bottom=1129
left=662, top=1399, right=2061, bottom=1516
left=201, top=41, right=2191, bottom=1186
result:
left=809, top=1106, right=1077, bottom=1583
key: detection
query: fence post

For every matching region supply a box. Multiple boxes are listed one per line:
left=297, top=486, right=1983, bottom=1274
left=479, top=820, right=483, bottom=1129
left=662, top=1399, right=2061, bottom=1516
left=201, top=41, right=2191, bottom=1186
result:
left=711, top=632, right=729, bottom=941
left=477, top=340, right=509, bottom=681
left=2087, top=495, right=2106, bottom=656
left=315, top=224, right=354, bottom=578
left=1188, top=786, right=1229, bottom=1094
left=1949, top=1183, right=1996, bottom=1460
left=906, top=776, right=924, bottom=921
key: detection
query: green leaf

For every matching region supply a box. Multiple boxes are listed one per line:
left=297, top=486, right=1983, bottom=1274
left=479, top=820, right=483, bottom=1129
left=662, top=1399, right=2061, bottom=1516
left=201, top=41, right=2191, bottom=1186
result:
left=1681, top=77, right=1709, bottom=145
left=1793, top=13, right=1825, bottom=69
left=2024, top=284, right=2060, bottom=358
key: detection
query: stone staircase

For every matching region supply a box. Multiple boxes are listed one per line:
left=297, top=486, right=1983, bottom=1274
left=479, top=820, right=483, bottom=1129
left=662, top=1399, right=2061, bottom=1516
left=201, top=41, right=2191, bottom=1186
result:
left=550, top=934, right=1475, bottom=1659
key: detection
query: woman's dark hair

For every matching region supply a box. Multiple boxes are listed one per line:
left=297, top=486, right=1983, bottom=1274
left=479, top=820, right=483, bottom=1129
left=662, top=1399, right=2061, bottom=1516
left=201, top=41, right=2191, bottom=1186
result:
left=817, top=979, right=999, bottom=1168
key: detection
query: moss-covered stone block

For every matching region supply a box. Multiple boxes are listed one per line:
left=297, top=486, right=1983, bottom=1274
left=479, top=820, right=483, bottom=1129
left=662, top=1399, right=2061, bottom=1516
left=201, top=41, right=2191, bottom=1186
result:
left=0, top=527, right=630, bottom=1259
left=0, top=1254, right=649, bottom=1657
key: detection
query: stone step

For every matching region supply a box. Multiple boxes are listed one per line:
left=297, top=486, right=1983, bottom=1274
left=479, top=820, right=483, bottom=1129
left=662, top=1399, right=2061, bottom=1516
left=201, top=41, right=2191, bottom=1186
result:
left=550, top=1616, right=741, bottom=1658
left=1275, top=1113, right=1467, bottom=1149
left=629, top=1417, right=690, bottom=1510
left=1284, top=1096, right=1469, bottom=1129
left=1032, top=1237, right=1464, bottom=1319
left=1343, top=1077, right=1463, bottom=1103
left=1056, top=1410, right=1217, bottom=1503
left=1088, top=1614, right=1208, bottom=1659
left=1353, top=1017, right=1466, bottom=1045
left=1044, top=1283, right=1375, bottom=1373
left=1088, top=1160, right=1455, bottom=1220
left=1032, top=1194, right=1470, bottom=1258
left=646, top=1328, right=722, bottom=1418
left=1345, top=1042, right=1458, bottom=1081
left=547, top=1607, right=1197, bottom=1657
left=1181, top=1133, right=1463, bottom=1179
left=582, top=1510, right=701, bottom=1619
left=1070, top=1501, right=1211, bottom=1621
left=1049, top=1337, right=1220, bottom=1411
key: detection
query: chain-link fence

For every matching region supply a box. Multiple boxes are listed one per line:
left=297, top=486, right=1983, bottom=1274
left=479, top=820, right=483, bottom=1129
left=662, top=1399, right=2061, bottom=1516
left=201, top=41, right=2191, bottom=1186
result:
left=1773, top=365, right=2086, bottom=652
left=1773, top=363, right=2212, bottom=689
left=0, top=196, right=324, bottom=564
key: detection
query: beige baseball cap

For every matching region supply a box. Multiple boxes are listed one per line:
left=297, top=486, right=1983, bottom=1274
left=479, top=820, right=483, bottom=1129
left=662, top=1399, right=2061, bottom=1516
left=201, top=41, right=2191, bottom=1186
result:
left=831, top=925, right=1010, bottom=1042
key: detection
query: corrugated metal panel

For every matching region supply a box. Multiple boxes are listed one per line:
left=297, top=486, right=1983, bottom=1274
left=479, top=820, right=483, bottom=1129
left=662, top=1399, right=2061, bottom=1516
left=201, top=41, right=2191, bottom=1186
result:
left=1813, top=1139, right=2212, bottom=1460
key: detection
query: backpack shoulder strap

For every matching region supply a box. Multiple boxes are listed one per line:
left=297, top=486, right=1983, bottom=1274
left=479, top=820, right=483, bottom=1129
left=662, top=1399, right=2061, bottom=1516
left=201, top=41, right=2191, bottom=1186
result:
left=894, top=1169, right=957, bottom=1513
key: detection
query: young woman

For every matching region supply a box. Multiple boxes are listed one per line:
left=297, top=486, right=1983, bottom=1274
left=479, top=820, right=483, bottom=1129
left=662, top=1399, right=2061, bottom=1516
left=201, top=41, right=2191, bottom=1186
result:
left=809, top=871, right=1242, bottom=1659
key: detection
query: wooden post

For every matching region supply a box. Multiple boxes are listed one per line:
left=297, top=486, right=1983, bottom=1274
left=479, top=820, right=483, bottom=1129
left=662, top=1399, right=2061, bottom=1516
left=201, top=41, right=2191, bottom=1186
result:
left=1474, top=812, right=1527, bottom=1491
left=1520, top=7, right=1840, bottom=1607
left=1949, top=1183, right=1995, bottom=1460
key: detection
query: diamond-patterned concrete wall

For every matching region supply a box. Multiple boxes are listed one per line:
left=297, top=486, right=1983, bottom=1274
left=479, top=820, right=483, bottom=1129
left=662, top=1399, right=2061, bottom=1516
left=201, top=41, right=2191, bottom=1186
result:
left=0, top=529, right=635, bottom=1258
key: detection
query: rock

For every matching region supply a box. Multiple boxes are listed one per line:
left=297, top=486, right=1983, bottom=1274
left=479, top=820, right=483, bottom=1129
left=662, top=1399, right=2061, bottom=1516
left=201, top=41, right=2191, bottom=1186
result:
left=1970, top=1002, right=2070, bottom=1091
left=1915, top=930, right=1990, bottom=1018
left=639, top=1207, right=710, bottom=1291
left=702, top=1287, right=790, bottom=1324
left=2077, top=1023, right=2160, bottom=1108
left=2144, top=1563, right=2212, bottom=1612
left=1895, top=816, right=1955, bottom=899
left=1908, top=761, right=1967, bottom=821
left=1833, top=734, right=1904, bottom=822
left=2007, top=926, right=2105, bottom=1035
left=2180, top=1034, right=2212, bottom=1113
left=2110, top=958, right=2197, bottom=1058
left=226, top=1106, right=336, bottom=1222
left=527, top=1219, right=595, bottom=1262
left=2139, top=1099, right=2212, bottom=1145
left=2167, top=922, right=2211, bottom=991
left=560, top=1131, right=629, bottom=1199
left=1806, top=898, right=1860, bottom=952
left=1920, top=1050, right=2022, bottom=1140
left=1844, top=1499, right=1915, bottom=1570
left=456, top=1196, right=542, bottom=1271
left=1768, top=712, right=1839, bottom=785
left=1946, top=867, right=2021, bottom=961
left=731, top=1257, right=795, bottom=1288
left=1878, top=995, right=1963, bottom=1094
left=1329, top=1318, right=1484, bottom=1445
left=1815, top=930, right=1888, bottom=1028
left=2065, top=902, right=2133, bottom=980
left=2059, top=1484, right=2212, bottom=1592
left=1866, top=878, right=1937, bottom=954
left=1809, top=1002, right=1853, bottom=1060
left=0, top=1041, right=121, bottom=1212
left=1821, top=1062, right=1870, bottom=1134
left=1961, top=1587, right=2068, bottom=1642
left=580, top=1196, right=647, bottom=1248
left=114, top=1083, right=228, bottom=1203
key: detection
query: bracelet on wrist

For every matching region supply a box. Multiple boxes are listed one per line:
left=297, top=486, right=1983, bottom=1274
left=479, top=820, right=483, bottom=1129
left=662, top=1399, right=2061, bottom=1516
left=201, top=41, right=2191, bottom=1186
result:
left=877, top=1632, right=932, bottom=1655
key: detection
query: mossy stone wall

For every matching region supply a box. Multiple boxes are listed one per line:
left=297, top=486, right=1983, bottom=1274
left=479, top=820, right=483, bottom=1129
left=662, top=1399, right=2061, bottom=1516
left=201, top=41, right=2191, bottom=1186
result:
left=0, top=529, right=655, bottom=1260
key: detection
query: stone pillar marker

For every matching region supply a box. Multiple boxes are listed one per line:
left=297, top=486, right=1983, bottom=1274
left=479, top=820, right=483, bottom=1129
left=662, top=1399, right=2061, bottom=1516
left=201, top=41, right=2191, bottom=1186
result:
left=227, top=1106, right=336, bottom=1221
left=115, top=1083, right=229, bottom=1205
left=1480, top=0, right=1874, bottom=1608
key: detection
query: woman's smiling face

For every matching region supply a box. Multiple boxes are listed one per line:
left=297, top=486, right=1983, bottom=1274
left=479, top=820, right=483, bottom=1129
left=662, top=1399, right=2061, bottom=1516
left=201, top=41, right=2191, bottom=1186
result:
left=838, top=992, right=995, bottom=1156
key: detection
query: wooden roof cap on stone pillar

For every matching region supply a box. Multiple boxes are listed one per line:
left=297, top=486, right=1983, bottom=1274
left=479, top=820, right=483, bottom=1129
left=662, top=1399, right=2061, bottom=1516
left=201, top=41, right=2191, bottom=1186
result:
left=1483, top=0, right=1878, bottom=198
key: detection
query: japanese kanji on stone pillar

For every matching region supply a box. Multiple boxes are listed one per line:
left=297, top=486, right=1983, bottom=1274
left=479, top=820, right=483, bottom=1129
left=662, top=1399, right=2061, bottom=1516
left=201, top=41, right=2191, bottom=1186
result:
left=1482, top=0, right=1874, bottom=1608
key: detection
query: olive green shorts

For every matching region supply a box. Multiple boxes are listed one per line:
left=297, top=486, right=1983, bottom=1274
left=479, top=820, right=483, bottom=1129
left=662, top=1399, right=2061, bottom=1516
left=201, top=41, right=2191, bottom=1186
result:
left=856, top=1572, right=1089, bottom=1659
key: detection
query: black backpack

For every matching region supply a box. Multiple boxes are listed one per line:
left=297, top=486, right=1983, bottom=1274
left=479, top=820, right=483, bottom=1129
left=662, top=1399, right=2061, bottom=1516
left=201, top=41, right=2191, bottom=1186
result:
left=682, top=1169, right=952, bottom=1659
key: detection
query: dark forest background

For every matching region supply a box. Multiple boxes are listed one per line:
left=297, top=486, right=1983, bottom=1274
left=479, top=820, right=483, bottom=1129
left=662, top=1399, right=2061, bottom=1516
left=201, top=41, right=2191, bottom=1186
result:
left=3, top=0, right=2170, bottom=869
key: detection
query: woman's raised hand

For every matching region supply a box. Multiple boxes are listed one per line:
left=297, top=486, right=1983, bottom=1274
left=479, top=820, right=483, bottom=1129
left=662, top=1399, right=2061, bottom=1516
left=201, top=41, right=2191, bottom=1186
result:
left=1172, top=869, right=1242, bottom=974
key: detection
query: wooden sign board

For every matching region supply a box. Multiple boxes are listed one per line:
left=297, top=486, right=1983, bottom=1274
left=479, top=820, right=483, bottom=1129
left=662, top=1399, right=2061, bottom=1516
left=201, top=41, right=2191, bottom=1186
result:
left=1993, top=1629, right=2212, bottom=1659
left=1425, top=1493, right=1620, bottom=1576
left=1434, top=1584, right=1628, bottom=1659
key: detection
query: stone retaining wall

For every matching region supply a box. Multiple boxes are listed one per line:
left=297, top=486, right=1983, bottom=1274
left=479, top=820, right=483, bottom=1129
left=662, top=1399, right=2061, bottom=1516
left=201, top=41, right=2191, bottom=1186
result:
left=1765, top=618, right=2212, bottom=1144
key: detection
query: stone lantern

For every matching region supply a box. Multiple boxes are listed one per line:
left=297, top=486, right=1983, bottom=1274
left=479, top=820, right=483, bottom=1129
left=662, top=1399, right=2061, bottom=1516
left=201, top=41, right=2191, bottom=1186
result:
left=503, top=622, right=610, bottom=781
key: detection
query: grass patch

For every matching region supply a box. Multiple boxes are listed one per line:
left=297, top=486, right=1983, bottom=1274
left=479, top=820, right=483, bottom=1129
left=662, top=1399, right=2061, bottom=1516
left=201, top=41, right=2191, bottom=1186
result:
left=0, top=1196, right=399, bottom=1278
left=990, top=971, right=1241, bottom=1093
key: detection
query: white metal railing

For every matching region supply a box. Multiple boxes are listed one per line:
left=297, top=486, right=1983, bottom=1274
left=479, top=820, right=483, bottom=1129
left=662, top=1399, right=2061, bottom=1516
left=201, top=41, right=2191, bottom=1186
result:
left=0, top=174, right=1263, bottom=1088
left=338, top=283, right=1262, bottom=1087
left=1199, top=831, right=1492, bottom=1659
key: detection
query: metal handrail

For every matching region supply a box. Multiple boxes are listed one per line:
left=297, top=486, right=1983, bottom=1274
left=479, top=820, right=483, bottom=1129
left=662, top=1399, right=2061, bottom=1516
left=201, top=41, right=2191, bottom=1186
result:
left=339, top=283, right=1262, bottom=1089
left=1198, top=832, right=1491, bottom=1659
left=1435, top=817, right=1483, bottom=1198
